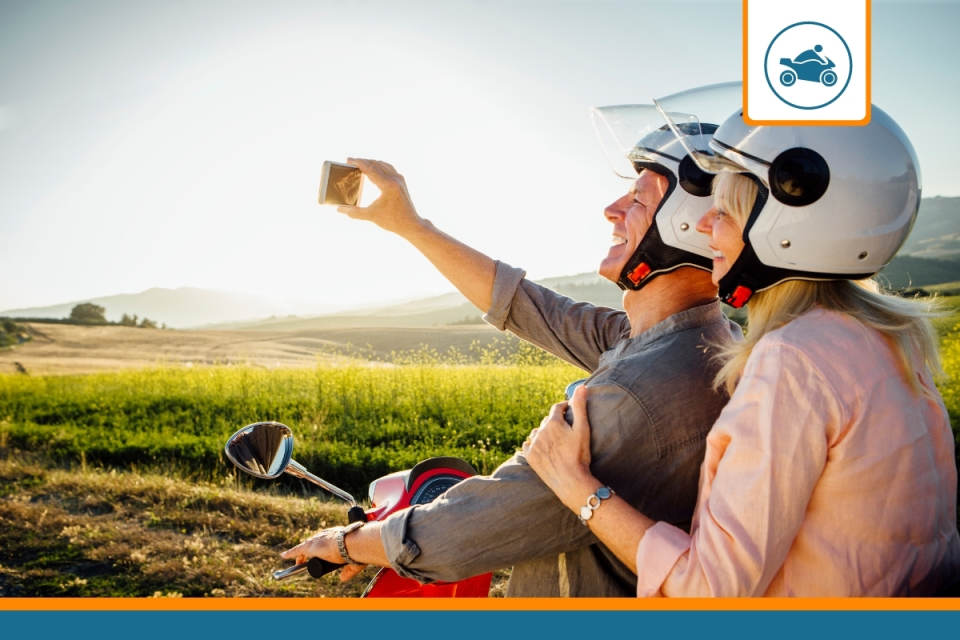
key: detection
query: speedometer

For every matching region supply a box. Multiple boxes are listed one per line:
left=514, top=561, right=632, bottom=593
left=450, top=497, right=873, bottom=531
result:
left=409, top=475, right=463, bottom=505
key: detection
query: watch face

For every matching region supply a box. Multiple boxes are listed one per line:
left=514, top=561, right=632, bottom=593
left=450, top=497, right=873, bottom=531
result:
left=580, top=506, right=593, bottom=521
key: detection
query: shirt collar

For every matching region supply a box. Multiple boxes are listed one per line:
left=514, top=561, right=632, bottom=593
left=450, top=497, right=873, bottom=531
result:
left=619, top=299, right=727, bottom=351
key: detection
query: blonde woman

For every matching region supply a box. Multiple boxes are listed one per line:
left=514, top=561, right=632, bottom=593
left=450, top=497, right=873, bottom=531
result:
left=524, top=106, right=960, bottom=596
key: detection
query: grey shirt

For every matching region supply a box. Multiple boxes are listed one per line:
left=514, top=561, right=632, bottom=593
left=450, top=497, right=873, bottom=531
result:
left=379, top=261, right=739, bottom=596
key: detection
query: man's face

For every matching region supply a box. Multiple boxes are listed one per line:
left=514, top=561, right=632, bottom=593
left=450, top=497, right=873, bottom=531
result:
left=598, top=169, right=668, bottom=283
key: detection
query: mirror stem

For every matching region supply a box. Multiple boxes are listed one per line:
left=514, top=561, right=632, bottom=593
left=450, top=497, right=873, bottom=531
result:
left=286, top=459, right=357, bottom=505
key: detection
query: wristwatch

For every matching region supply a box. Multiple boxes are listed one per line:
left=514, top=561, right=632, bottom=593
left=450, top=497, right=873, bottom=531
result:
left=336, top=521, right=365, bottom=564
left=578, top=486, right=615, bottom=525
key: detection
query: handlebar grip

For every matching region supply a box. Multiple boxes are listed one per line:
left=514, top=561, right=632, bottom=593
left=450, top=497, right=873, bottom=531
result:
left=307, top=557, right=340, bottom=578
left=347, top=506, right=367, bottom=524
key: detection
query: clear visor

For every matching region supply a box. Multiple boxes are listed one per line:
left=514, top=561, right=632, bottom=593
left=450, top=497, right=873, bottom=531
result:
left=591, top=103, right=672, bottom=179
left=651, top=81, right=745, bottom=173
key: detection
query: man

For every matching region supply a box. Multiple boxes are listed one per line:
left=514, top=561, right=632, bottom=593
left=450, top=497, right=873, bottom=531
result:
left=284, top=121, right=740, bottom=596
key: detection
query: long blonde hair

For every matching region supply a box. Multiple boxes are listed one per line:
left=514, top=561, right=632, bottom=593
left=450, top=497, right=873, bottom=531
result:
left=711, top=172, right=942, bottom=396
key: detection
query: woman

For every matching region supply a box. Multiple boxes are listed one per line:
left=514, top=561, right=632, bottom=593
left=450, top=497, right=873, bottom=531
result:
left=524, top=105, right=960, bottom=596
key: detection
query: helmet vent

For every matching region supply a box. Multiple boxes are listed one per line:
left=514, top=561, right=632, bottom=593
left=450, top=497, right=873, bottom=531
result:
left=858, top=251, right=868, bottom=260
left=768, top=147, right=830, bottom=207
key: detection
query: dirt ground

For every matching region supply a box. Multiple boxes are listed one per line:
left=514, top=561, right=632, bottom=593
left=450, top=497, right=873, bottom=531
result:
left=0, top=322, right=501, bottom=375
left=0, top=323, right=352, bottom=375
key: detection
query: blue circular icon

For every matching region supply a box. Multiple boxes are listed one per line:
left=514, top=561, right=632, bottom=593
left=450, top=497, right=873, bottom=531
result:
left=764, top=21, right=852, bottom=110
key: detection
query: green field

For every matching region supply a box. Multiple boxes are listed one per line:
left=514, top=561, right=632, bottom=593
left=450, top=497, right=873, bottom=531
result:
left=0, top=362, right=583, bottom=499
left=0, top=363, right=582, bottom=596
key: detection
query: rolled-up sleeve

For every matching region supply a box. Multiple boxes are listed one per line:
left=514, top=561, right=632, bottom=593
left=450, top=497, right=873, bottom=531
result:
left=634, top=340, right=843, bottom=596
left=482, top=261, right=527, bottom=331
left=378, top=454, right=593, bottom=583
left=482, top=261, right=630, bottom=372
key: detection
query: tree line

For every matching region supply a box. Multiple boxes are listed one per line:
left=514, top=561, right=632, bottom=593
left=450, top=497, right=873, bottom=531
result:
left=68, top=303, right=166, bottom=329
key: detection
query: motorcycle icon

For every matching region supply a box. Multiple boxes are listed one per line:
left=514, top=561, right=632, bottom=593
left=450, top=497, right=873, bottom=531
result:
left=779, top=44, right=838, bottom=87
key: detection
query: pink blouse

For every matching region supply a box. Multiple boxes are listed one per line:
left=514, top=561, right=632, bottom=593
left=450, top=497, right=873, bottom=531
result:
left=635, top=308, right=960, bottom=596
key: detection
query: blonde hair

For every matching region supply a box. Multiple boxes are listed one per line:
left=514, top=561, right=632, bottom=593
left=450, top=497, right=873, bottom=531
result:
left=711, top=172, right=942, bottom=396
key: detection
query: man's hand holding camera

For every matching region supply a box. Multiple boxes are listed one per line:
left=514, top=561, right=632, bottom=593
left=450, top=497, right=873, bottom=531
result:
left=336, top=158, right=426, bottom=238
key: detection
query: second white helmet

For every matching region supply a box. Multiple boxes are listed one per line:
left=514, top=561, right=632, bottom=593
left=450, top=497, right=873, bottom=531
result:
left=707, top=105, right=921, bottom=307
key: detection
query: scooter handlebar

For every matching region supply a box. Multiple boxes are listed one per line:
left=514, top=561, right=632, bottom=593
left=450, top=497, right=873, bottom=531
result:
left=272, top=558, right=341, bottom=580
left=307, top=557, right=341, bottom=579
left=274, top=509, right=366, bottom=581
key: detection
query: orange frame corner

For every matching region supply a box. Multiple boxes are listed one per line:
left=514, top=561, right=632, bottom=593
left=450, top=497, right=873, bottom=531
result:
left=741, top=0, right=872, bottom=126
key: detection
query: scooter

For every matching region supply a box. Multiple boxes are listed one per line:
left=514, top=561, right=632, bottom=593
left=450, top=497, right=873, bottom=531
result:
left=224, top=421, right=492, bottom=597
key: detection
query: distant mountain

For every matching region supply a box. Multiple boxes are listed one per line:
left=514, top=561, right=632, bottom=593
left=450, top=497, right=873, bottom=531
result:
left=901, top=196, right=960, bottom=260
left=220, top=273, right=625, bottom=331
left=878, top=255, right=960, bottom=290
left=4, top=198, right=957, bottom=330
left=229, top=256, right=960, bottom=331
left=0, top=287, right=310, bottom=329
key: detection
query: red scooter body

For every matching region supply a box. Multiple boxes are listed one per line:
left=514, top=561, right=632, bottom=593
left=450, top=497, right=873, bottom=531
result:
left=360, top=457, right=492, bottom=597
left=224, top=422, right=491, bottom=598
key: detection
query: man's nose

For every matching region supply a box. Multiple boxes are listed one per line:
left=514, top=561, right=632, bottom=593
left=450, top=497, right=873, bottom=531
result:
left=695, top=208, right=715, bottom=235
left=604, top=194, right=630, bottom=221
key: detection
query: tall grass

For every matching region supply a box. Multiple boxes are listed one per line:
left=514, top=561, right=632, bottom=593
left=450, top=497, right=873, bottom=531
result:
left=1, top=317, right=958, bottom=499
left=0, top=363, right=582, bottom=497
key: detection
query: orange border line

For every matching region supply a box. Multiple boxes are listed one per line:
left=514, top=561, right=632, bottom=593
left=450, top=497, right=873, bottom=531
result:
left=742, top=0, right=872, bottom=125
left=0, top=597, right=958, bottom=611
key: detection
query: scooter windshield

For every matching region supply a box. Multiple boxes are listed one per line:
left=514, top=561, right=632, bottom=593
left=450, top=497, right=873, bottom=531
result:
left=651, top=81, right=744, bottom=174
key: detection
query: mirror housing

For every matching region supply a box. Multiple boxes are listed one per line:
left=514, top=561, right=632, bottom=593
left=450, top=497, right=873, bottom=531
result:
left=224, top=421, right=294, bottom=480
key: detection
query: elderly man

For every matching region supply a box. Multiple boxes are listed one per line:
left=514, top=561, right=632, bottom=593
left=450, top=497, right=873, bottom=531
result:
left=284, top=122, right=739, bottom=596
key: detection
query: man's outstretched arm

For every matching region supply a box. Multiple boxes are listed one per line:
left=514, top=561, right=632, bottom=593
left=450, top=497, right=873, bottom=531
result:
left=336, top=158, right=495, bottom=313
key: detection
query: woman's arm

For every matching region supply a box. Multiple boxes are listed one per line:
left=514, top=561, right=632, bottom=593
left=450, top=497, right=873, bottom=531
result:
left=524, top=385, right=656, bottom=572
left=528, top=339, right=840, bottom=596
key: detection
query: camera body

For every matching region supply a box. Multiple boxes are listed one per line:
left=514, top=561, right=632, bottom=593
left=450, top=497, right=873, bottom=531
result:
left=318, top=161, right=363, bottom=206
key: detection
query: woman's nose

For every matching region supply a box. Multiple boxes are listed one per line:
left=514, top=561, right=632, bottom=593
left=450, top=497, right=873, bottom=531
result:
left=695, top=208, right=715, bottom=235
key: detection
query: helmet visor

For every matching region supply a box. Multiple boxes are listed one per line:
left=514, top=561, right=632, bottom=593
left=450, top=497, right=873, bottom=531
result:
left=591, top=104, right=675, bottom=179
left=651, top=82, right=744, bottom=173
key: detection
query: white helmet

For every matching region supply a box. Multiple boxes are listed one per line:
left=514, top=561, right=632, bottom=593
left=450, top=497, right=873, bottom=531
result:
left=705, top=105, right=921, bottom=307
left=592, top=83, right=741, bottom=290
left=620, top=119, right=716, bottom=289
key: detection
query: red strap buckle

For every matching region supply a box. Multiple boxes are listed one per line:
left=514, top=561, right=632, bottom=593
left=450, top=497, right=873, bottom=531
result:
left=627, top=263, right=651, bottom=285
left=728, top=285, right=753, bottom=308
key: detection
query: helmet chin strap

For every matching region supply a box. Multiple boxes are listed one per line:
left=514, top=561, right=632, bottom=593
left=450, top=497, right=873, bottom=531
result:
left=617, top=222, right=712, bottom=291
left=716, top=242, right=785, bottom=308
left=616, top=161, right=712, bottom=292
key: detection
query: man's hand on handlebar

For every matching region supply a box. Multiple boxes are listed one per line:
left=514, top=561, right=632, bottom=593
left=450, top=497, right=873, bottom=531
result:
left=281, top=527, right=368, bottom=583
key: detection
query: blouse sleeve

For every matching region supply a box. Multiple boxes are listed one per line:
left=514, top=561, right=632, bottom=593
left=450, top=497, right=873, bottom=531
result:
left=634, top=338, right=846, bottom=596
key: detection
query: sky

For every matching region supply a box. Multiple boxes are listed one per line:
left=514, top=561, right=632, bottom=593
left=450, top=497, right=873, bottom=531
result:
left=1, top=0, right=958, bottom=313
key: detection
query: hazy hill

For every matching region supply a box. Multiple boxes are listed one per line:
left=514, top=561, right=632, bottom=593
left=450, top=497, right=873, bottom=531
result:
left=901, top=196, right=960, bottom=259
left=878, top=255, right=960, bottom=289
left=220, top=272, right=625, bottom=331
left=4, top=197, right=958, bottom=330
left=0, top=287, right=306, bottom=329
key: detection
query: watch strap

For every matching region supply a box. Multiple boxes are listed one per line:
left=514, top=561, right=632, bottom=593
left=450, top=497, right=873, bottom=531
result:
left=336, top=520, right=365, bottom=564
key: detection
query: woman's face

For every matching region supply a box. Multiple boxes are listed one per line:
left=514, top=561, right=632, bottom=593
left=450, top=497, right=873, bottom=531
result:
left=695, top=204, right=745, bottom=286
